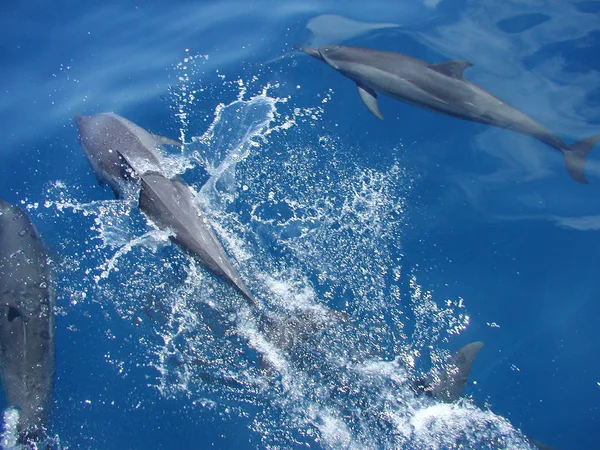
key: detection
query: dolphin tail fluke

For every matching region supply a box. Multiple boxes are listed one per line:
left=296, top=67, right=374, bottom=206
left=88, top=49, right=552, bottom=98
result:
left=321, top=305, right=346, bottom=325
left=18, top=426, right=50, bottom=449
left=432, top=341, right=484, bottom=402
left=564, top=134, right=600, bottom=184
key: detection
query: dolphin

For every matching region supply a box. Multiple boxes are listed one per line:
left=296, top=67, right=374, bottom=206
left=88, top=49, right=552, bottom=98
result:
left=138, top=172, right=259, bottom=307
left=0, top=198, right=55, bottom=445
left=294, top=45, right=600, bottom=183
left=139, top=174, right=350, bottom=334
left=74, top=112, right=182, bottom=198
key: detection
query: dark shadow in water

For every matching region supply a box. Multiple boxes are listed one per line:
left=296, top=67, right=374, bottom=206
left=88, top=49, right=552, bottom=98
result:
left=573, top=1, right=600, bottom=14
left=496, top=13, right=551, bottom=34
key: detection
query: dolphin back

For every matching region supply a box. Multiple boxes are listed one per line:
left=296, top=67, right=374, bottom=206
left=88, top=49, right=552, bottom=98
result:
left=0, top=198, right=55, bottom=439
left=139, top=173, right=259, bottom=307
left=297, top=45, right=427, bottom=72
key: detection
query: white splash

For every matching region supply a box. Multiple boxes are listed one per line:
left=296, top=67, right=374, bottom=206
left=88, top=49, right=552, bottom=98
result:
left=0, top=408, right=21, bottom=450
left=51, top=53, right=534, bottom=450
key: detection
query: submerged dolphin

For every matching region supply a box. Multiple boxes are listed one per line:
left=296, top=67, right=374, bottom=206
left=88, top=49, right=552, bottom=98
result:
left=262, top=308, right=348, bottom=353
left=0, top=198, right=55, bottom=444
left=138, top=172, right=259, bottom=307
left=74, top=112, right=181, bottom=198
left=294, top=45, right=600, bottom=183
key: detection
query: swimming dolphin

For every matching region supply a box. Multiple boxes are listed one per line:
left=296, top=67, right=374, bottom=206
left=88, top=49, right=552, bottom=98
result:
left=138, top=172, right=259, bottom=307
left=0, top=198, right=55, bottom=444
left=139, top=174, right=350, bottom=323
left=294, top=45, right=600, bottom=183
left=74, top=112, right=182, bottom=198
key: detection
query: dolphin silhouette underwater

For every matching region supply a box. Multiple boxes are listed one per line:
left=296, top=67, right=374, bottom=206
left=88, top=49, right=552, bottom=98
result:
left=0, top=197, right=55, bottom=446
left=74, top=112, right=262, bottom=307
left=294, top=45, right=600, bottom=183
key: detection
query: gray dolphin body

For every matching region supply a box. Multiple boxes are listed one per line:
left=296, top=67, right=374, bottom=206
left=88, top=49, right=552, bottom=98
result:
left=74, top=112, right=181, bottom=198
left=295, top=45, right=600, bottom=183
left=74, top=113, right=259, bottom=307
left=0, top=198, right=55, bottom=443
left=138, top=173, right=259, bottom=307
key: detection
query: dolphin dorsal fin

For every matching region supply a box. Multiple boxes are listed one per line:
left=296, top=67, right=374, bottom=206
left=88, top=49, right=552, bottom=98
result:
left=432, top=341, right=484, bottom=402
left=429, top=60, right=473, bottom=79
left=152, top=134, right=183, bottom=147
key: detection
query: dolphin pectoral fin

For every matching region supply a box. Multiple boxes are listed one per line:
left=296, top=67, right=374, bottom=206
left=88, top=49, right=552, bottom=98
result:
left=152, top=134, right=183, bottom=147
left=564, top=133, right=600, bottom=184
left=428, top=60, right=473, bottom=79
left=88, top=167, right=108, bottom=188
left=357, top=84, right=384, bottom=120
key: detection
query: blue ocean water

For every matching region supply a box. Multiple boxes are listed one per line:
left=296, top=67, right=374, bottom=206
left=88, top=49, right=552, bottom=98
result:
left=1, top=0, right=599, bottom=448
